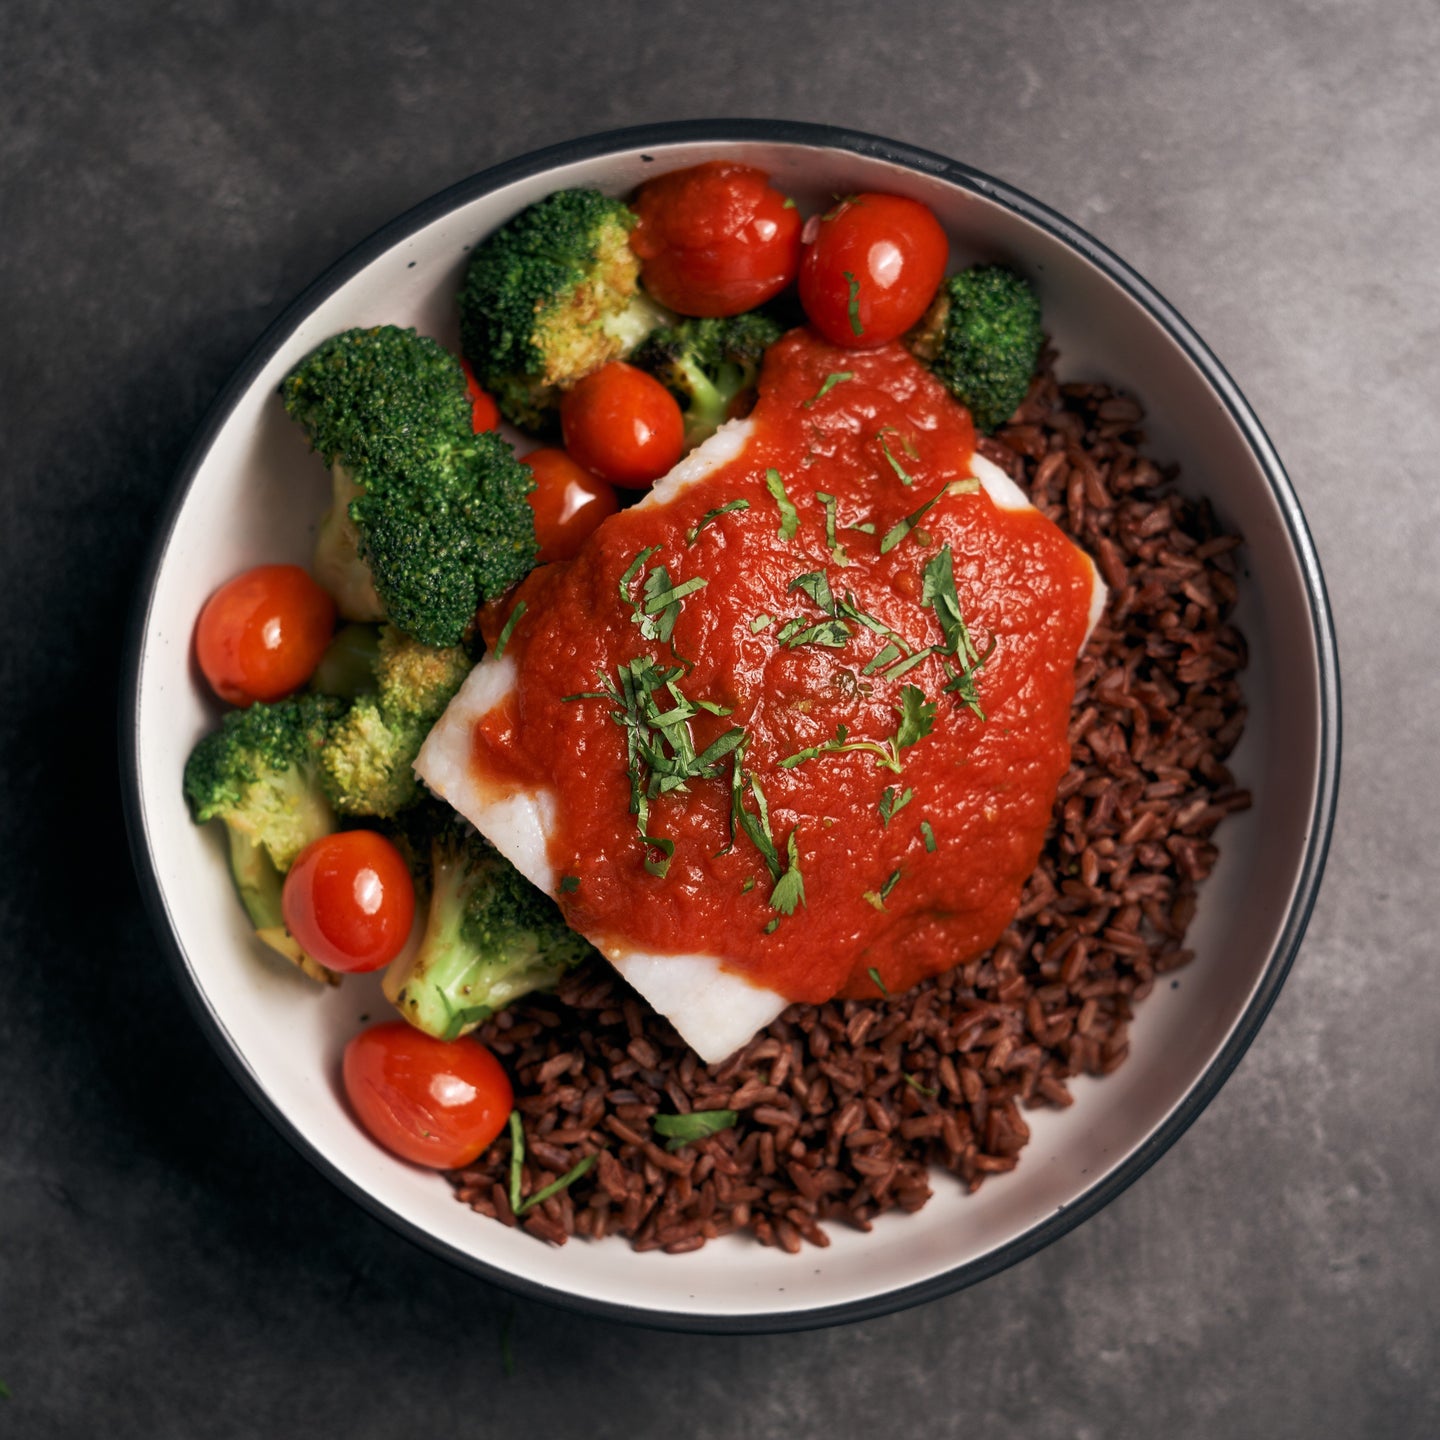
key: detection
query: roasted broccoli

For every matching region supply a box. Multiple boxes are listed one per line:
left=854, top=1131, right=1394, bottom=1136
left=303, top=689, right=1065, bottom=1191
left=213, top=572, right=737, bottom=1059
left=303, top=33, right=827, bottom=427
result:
left=906, top=265, right=1043, bottom=433
left=630, top=310, right=783, bottom=449
left=321, top=625, right=473, bottom=818
left=383, top=817, right=595, bottom=1041
left=458, top=189, right=670, bottom=431
left=281, top=325, right=537, bottom=646
left=183, top=694, right=345, bottom=982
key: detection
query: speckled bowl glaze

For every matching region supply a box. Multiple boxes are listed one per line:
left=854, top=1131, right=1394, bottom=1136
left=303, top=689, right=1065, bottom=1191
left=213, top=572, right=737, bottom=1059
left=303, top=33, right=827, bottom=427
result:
left=122, top=121, right=1340, bottom=1332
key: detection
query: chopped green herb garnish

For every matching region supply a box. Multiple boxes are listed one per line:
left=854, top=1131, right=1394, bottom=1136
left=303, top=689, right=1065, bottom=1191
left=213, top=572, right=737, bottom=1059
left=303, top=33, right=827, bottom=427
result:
left=879, top=786, right=913, bottom=825
left=863, top=868, right=904, bottom=912
left=816, top=491, right=849, bottom=564
left=769, top=826, right=806, bottom=917
left=803, top=371, right=855, bottom=408
left=788, top=569, right=838, bottom=614
left=782, top=196, right=797, bottom=209
left=749, top=613, right=775, bottom=633
left=560, top=874, right=580, bottom=893
left=764, top=916, right=782, bottom=934
left=920, top=820, right=937, bottom=852
left=619, top=545, right=662, bottom=606
left=653, top=1109, right=740, bottom=1151
left=880, top=485, right=950, bottom=554
left=507, top=1110, right=525, bottom=1214
left=903, top=1073, right=938, bottom=1098
left=642, top=834, right=675, bottom=878
left=517, top=1153, right=599, bottom=1214
left=847, top=521, right=877, bottom=534
left=843, top=269, right=863, bottom=336
left=643, top=574, right=708, bottom=614
left=922, top=544, right=992, bottom=719
left=492, top=601, right=526, bottom=660
left=765, top=468, right=799, bottom=540
left=687, top=498, right=750, bottom=544
left=732, top=765, right=781, bottom=880
left=895, top=685, right=937, bottom=750
left=867, top=965, right=890, bottom=996
left=877, top=429, right=915, bottom=485
left=778, top=616, right=852, bottom=649
left=741, top=876, right=756, bottom=893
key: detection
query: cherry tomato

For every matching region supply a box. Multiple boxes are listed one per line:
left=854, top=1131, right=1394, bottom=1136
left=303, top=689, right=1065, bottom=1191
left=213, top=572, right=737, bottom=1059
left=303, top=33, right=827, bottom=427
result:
left=522, top=448, right=620, bottom=562
left=560, top=362, right=684, bottom=489
left=631, top=161, right=802, bottom=317
left=343, top=1021, right=513, bottom=1169
left=460, top=358, right=500, bottom=432
left=195, top=563, right=336, bottom=707
left=798, top=193, right=949, bottom=349
left=281, top=831, right=416, bottom=974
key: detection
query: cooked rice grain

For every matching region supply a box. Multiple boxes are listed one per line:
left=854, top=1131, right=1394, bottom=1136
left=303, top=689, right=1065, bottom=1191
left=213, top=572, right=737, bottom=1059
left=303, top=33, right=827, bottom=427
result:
left=450, top=356, right=1251, bottom=1252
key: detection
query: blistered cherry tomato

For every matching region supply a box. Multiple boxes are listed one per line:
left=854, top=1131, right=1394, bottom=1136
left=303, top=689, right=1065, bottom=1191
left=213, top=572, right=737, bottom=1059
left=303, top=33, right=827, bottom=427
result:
left=798, top=193, right=949, bottom=348
left=523, top=448, right=620, bottom=562
left=460, top=358, right=500, bottom=432
left=195, top=563, right=336, bottom=707
left=631, top=161, right=802, bottom=317
left=343, top=1021, right=513, bottom=1169
left=560, top=362, right=684, bottom=489
left=281, top=831, right=416, bottom=974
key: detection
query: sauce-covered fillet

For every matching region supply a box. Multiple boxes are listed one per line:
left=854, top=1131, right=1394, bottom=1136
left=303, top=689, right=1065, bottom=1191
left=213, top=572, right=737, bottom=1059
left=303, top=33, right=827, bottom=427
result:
left=418, top=334, right=1104, bottom=1062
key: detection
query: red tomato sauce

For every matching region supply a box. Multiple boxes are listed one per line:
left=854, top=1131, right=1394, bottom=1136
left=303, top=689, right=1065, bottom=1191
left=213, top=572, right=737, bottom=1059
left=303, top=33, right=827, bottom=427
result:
left=472, top=331, right=1097, bottom=1004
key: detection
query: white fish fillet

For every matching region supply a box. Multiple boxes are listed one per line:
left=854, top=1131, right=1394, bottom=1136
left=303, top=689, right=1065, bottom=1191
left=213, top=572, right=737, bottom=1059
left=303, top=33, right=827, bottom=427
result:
left=414, top=420, right=1104, bottom=1064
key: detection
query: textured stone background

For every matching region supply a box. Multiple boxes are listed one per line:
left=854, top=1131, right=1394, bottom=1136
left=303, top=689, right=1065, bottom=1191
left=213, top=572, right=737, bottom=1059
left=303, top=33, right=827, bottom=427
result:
left=2, top=1, right=1435, bottom=1434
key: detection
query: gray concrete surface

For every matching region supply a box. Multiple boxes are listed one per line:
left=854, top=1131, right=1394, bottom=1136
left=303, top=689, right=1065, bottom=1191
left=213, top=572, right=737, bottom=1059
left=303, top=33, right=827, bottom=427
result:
left=2, top=0, right=1435, bottom=1434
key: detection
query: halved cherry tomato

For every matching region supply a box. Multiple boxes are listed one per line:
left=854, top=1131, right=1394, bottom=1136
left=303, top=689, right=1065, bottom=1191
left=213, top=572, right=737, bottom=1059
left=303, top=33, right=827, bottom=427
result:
left=631, top=161, right=802, bottom=317
left=195, top=563, right=336, bottom=707
left=281, top=831, right=416, bottom=974
left=798, top=193, right=949, bottom=348
left=559, top=362, right=684, bottom=489
left=343, top=1021, right=513, bottom=1169
left=523, top=448, right=620, bottom=562
left=460, top=357, right=500, bottom=432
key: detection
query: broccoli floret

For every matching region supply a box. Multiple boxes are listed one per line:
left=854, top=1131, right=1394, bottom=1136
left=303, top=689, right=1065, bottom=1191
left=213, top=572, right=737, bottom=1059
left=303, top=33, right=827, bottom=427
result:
left=630, top=310, right=783, bottom=449
left=906, top=265, right=1043, bottom=433
left=458, top=189, right=671, bottom=431
left=383, top=818, right=595, bottom=1041
left=321, top=626, right=473, bottom=818
left=183, top=694, right=345, bottom=983
left=282, top=326, right=538, bottom=646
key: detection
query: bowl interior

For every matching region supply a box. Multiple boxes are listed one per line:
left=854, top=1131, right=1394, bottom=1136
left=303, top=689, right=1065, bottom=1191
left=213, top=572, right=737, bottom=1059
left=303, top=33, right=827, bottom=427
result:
left=128, top=131, right=1332, bottom=1328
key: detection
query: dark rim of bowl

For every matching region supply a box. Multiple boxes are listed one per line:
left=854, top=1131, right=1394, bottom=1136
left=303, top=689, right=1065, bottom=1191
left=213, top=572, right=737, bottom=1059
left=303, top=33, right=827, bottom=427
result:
left=119, top=118, right=1341, bottom=1336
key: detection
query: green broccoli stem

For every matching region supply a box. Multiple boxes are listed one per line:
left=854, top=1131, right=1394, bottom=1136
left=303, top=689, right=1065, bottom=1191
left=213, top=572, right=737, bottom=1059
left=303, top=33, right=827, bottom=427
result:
left=314, top=464, right=385, bottom=623
left=226, top=830, right=337, bottom=986
left=382, top=842, right=566, bottom=1041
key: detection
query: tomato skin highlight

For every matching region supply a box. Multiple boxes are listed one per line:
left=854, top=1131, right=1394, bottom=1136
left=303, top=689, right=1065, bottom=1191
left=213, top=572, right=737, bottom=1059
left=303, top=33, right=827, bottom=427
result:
left=343, top=1022, right=513, bottom=1169
left=560, top=362, right=685, bottom=489
left=460, top=358, right=501, bottom=432
left=522, top=448, right=620, bottom=562
left=632, top=161, right=802, bottom=317
left=798, top=193, right=949, bottom=348
left=195, top=563, right=336, bottom=707
left=281, top=831, right=416, bottom=974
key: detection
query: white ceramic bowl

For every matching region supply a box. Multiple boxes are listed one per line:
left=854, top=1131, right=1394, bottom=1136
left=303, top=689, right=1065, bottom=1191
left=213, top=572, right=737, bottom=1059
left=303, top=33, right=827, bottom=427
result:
left=122, top=121, right=1340, bottom=1331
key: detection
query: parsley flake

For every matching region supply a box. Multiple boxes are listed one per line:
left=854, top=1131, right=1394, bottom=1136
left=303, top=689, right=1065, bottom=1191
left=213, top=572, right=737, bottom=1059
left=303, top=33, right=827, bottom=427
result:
left=560, top=875, right=580, bottom=893
left=816, top=491, right=849, bottom=564
left=803, top=371, right=854, bottom=408
left=653, top=1109, right=739, bottom=1151
left=492, top=601, right=526, bottom=660
left=687, top=498, right=750, bottom=544
left=879, top=786, right=914, bottom=826
left=880, top=485, right=951, bottom=554
left=765, top=468, right=799, bottom=540
left=921, top=820, right=938, bottom=852
left=769, top=826, right=806, bottom=917
left=867, top=965, right=890, bottom=996
left=877, top=429, right=916, bottom=485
